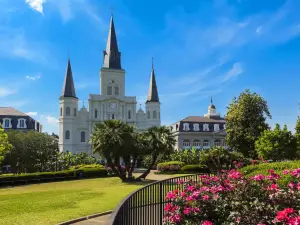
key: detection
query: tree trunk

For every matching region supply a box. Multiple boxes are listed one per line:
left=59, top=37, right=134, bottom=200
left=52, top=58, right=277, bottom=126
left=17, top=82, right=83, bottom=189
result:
left=107, top=157, right=126, bottom=181
left=137, top=154, right=158, bottom=180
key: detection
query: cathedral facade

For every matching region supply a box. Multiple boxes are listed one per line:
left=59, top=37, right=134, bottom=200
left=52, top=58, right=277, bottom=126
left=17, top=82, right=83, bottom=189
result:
left=58, top=16, right=161, bottom=154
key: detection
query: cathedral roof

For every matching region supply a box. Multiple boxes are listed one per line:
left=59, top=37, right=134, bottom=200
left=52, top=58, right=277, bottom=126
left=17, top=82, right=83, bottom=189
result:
left=61, top=59, right=77, bottom=99
left=181, top=116, right=225, bottom=123
left=146, top=62, right=159, bottom=103
left=103, top=16, right=121, bottom=69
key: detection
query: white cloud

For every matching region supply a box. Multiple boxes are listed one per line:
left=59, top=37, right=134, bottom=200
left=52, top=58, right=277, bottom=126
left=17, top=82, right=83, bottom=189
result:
left=26, top=112, right=38, bottom=116
left=25, top=0, right=46, bottom=14
left=46, top=116, right=58, bottom=125
left=223, top=63, right=244, bottom=82
left=256, top=26, right=262, bottom=33
left=0, top=87, right=17, bottom=97
left=25, top=75, right=41, bottom=81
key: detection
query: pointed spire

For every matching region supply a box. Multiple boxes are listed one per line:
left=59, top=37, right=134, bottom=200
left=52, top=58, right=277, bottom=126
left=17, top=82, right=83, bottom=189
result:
left=103, top=15, right=121, bottom=69
left=61, top=59, right=77, bottom=99
left=146, top=58, right=159, bottom=103
left=211, top=96, right=213, bottom=104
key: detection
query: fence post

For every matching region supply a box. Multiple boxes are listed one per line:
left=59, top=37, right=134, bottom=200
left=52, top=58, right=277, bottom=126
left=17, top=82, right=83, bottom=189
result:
left=159, top=181, right=163, bottom=225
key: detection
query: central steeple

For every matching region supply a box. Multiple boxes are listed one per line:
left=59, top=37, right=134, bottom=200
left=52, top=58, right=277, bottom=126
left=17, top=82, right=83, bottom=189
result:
left=146, top=58, right=160, bottom=103
left=103, top=16, right=122, bottom=69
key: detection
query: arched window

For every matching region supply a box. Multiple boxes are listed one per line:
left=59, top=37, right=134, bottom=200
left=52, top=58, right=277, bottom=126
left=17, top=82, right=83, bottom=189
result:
left=147, top=111, right=150, bottom=119
left=128, top=110, right=131, bottom=119
left=66, top=107, right=70, bottom=116
left=183, top=140, right=191, bottom=148
left=214, top=140, right=221, bottom=147
left=203, top=140, right=210, bottom=148
left=95, top=109, right=98, bottom=118
left=114, top=86, right=119, bottom=96
left=65, top=130, right=70, bottom=140
left=74, top=108, right=77, bottom=116
left=81, top=131, right=85, bottom=142
left=60, top=108, right=62, bottom=116
left=193, top=139, right=201, bottom=147
left=107, top=85, right=112, bottom=95
left=153, top=110, right=157, bottom=119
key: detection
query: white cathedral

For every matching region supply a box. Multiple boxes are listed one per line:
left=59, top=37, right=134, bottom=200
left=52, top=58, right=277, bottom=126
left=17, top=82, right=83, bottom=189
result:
left=58, top=16, right=161, bottom=154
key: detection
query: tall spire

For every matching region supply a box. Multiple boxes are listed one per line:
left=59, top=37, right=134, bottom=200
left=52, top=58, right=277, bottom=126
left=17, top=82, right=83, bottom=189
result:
left=211, top=96, right=213, bottom=104
left=146, top=58, right=159, bottom=103
left=103, top=15, right=121, bottom=69
left=61, top=59, right=77, bottom=99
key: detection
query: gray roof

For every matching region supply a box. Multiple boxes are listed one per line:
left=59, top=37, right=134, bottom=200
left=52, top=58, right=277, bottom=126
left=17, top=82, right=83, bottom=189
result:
left=0, top=107, right=29, bottom=116
left=181, top=116, right=225, bottom=123
left=103, top=16, right=121, bottom=69
left=146, top=67, right=159, bottom=103
left=61, top=59, right=77, bottom=99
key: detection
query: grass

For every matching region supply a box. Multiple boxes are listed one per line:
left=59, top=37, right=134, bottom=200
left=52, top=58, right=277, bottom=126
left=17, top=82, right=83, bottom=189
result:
left=0, top=173, right=187, bottom=225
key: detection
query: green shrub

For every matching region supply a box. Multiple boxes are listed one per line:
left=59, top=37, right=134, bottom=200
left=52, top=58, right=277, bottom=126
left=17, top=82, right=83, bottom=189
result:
left=181, top=164, right=208, bottom=173
left=141, top=154, right=170, bottom=169
left=239, top=160, right=300, bottom=186
left=157, top=161, right=185, bottom=173
left=70, top=164, right=104, bottom=170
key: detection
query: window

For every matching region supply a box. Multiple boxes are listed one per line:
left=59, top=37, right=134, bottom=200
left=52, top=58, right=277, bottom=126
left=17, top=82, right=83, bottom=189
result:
left=183, top=140, right=191, bottom=148
left=107, top=86, right=112, bottom=95
left=214, top=124, right=220, bottom=131
left=81, top=131, right=85, bottom=142
left=112, top=114, right=115, bottom=119
left=95, top=109, right=98, bottom=118
left=153, top=110, right=157, bottom=119
left=215, top=140, right=221, bottom=147
left=115, top=86, right=119, bottom=95
left=74, top=108, right=77, bottom=116
left=183, top=123, right=190, bottom=131
left=19, top=119, right=25, bottom=128
left=193, top=139, right=201, bottom=147
left=128, top=110, right=131, bottom=119
left=203, top=140, right=210, bottom=147
left=60, top=108, right=62, bottom=116
left=147, top=111, right=150, bottom=119
left=66, top=107, right=70, bottom=116
left=203, top=123, right=209, bottom=131
left=193, top=123, right=199, bottom=131
left=3, top=118, right=10, bottom=128
left=65, top=130, right=70, bottom=140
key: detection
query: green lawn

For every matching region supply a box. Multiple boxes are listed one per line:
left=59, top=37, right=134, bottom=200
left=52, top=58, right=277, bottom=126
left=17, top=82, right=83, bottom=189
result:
left=0, top=177, right=147, bottom=225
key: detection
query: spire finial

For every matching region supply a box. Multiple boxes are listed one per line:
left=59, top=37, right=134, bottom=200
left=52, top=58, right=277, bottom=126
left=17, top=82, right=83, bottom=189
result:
left=139, top=103, right=142, bottom=109
left=82, top=100, right=85, bottom=107
left=68, top=48, right=70, bottom=60
left=211, top=96, right=213, bottom=104
left=109, top=6, right=114, bottom=17
left=152, top=57, right=154, bottom=70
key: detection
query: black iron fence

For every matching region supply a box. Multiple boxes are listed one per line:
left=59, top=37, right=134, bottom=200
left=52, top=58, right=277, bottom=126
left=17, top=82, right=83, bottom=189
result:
left=108, top=174, right=207, bottom=225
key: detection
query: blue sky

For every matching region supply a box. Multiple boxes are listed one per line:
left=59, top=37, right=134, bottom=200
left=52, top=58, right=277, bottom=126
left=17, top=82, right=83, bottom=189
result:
left=0, top=0, right=300, bottom=134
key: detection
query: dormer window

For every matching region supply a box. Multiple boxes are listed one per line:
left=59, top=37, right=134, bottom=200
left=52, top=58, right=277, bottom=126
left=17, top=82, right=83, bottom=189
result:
left=2, top=118, right=11, bottom=128
left=183, top=123, right=190, bottom=131
left=214, top=124, right=220, bottom=131
left=203, top=123, right=209, bottom=131
left=18, top=118, right=27, bottom=128
left=193, top=123, right=199, bottom=131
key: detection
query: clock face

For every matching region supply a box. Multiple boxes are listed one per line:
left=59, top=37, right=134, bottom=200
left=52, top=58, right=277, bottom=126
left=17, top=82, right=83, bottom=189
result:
left=109, top=102, right=117, bottom=108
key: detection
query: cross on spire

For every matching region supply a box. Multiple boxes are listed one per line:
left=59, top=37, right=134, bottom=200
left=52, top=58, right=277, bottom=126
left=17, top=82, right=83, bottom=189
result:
left=109, top=6, right=114, bottom=16
left=152, top=57, right=154, bottom=70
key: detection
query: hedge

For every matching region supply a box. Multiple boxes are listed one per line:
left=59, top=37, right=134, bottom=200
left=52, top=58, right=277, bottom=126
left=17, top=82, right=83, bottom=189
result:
left=181, top=164, right=208, bottom=173
left=0, top=166, right=107, bottom=186
left=157, top=161, right=185, bottom=172
left=239, top=160, right=300, bottom=186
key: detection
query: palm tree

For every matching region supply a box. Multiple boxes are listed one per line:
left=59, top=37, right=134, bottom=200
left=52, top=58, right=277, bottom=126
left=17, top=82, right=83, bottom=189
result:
left=137, top=126, right=176, bottom=180
left=90, top=120, right=136, bottom=181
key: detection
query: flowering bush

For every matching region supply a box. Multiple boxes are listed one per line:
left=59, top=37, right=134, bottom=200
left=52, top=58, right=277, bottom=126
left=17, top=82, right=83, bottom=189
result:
left=163, top=167, right=300, bottom=225
left=157, top=161, right=185, bottom=173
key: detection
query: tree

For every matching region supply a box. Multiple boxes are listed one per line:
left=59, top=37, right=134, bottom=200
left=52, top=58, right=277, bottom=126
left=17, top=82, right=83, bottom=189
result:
left=0, top=123, right=12, bottom=165
left=295, top=116, right=300, bottom=155
left=225, top=89, right=271, bottom=158
left=137, top=126, right=176, bottom=180
left=255, top=124, right=297, bottom=160
left=90, top=120, right=140, bottom=181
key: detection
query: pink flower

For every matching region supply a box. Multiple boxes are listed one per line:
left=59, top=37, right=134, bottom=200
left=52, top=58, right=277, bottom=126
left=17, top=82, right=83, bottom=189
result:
left=291, top=169, right=300, bottom=177
left=251, top=174, right=265, bottom=181
left=268, top=169, right=275, bottom=174
left=166, top=191, right=177, bottom=200
left=283, top=169, right=290, bottom=175
left=266, top=183, right=279, bottom=191
left=177, top=179, right=184, bottom=184
left=202, top=195, right=210, bottom=200
left=187, top=185, right=195, bottom=192
left=183, top=207, right=191, bottom=215
left=288, top=182, right=296, bottom=189
left=236, top=217, right=241, bottom=223
left=202, top=221, right=213, bottom=225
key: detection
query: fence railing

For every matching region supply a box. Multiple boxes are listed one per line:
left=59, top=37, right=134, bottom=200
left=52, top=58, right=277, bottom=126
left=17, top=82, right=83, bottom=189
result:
left=108, top=173, right=207, bottom=225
